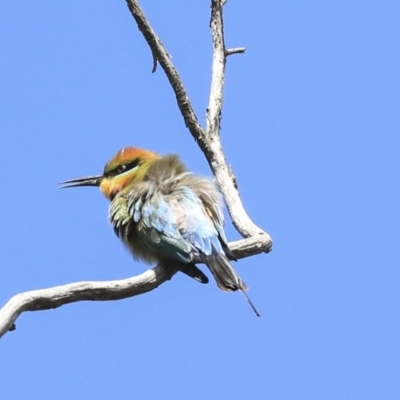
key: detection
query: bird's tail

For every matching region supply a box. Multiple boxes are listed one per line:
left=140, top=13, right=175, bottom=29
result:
left=163, top=261, right=209, bottom=284
left=201, top=254, right=260, bottom=317
left=179, top=262, right=209, bottom=284
left=159, top=260, right=209, bottom=284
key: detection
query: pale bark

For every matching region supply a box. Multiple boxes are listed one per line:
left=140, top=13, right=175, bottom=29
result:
left=0, top=0, right=272, bottom=339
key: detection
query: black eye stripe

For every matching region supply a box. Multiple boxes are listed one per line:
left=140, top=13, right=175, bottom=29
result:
left=104, top=159, right=140, bottom=177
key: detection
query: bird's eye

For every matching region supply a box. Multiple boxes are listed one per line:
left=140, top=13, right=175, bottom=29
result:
left=104, top=158, right=140, bottom=177
left=116, top=164, right=127, bottom=174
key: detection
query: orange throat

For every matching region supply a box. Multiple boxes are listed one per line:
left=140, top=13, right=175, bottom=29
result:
left=100, top=177, right=127, bottom=200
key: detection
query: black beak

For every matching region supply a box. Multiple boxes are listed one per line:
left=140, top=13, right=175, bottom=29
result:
left=59, top=175, right=104, bottom=189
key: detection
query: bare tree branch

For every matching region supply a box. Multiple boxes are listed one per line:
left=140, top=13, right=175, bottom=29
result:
left=0, top=238, right=263, bottom=339
left=0, top=265, right=177, bottom=339
left=126, top=0, right=204, bottom=140
left=126, top=0, right=272, bottom=247
left=205, top=0, right=270, bottom=242
left=0, top=0, right=272, bottom=338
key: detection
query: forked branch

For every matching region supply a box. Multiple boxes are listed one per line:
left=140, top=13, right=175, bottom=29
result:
left=0, top=0, right=272, bottom=339
left=126, top=0, right=272, bottom=245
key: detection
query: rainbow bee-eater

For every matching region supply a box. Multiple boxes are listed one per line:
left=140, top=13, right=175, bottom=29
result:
left=60, top=147, right=259, bottom=316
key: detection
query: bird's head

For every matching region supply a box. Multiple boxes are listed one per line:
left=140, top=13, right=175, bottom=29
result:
left=59, top=147, right=160, bottom=200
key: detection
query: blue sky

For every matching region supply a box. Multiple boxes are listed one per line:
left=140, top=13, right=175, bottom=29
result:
left=1, top=1, right=399, bottom=399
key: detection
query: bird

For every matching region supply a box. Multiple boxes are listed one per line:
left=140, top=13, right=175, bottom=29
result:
left=60, top=146, right=260, bottom=316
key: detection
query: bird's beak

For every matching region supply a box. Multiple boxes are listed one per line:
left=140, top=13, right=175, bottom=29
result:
left=59, top=175, right=104, bottom=189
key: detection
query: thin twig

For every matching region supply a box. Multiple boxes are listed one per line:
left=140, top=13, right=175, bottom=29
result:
left=225, top=47, right=246, bottom=56
left=125, top=0, right=204, bottom=140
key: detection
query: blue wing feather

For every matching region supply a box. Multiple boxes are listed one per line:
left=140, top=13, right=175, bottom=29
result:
left=128, top=185, right=223, bottom=263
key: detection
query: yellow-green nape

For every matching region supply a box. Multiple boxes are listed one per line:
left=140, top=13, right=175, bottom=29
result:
left=103, top=146, right=160, bottom=176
